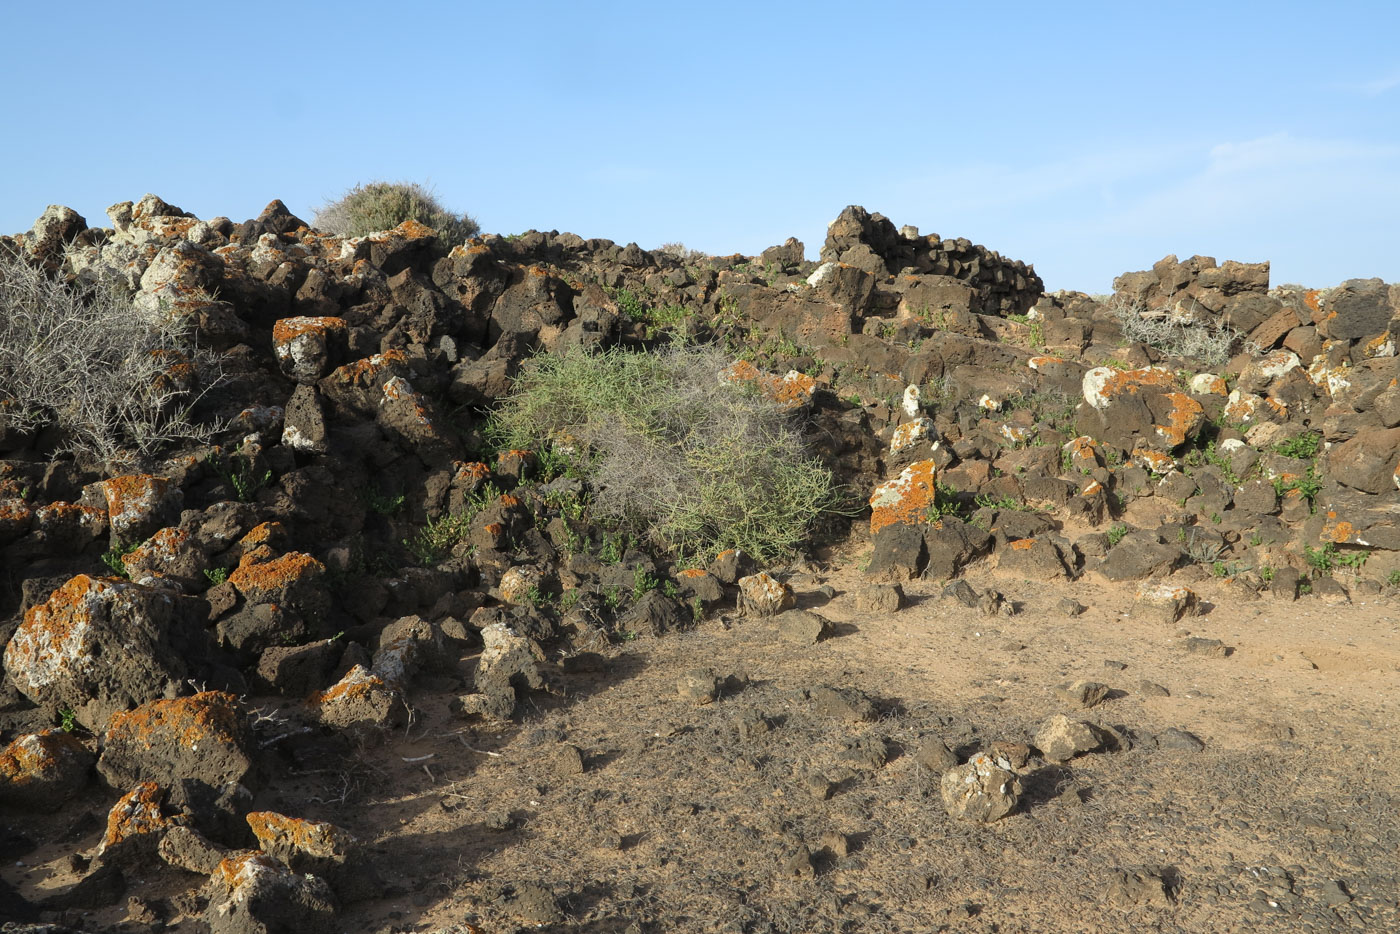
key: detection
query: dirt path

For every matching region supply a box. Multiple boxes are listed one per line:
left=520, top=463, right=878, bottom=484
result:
left=7, top=562, right=1399, bottom=933
left=350, top=563, right=1400, bottom=933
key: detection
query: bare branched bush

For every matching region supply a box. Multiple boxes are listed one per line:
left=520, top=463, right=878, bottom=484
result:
left=0, top=248, right=221, bottom=466
left=657, top=241, right=708, bottom=263
left=491, top=345, right=840, bottom=563
left=1110, top=296, right=1241, bottom=367
left=313, top=181, right=480, bottom=245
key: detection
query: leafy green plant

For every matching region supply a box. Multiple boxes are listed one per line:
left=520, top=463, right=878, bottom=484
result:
left=1273, top=466, right=1323, bottom=510
left=203, top=566, right=229, bottom=586
left=1304, top=543, right=1337, bottom=575
left=313, top=180, right=479, bottom=245
left=1336, top=548, right=1369, bottom=573
left=926, top=482, right=969, bottom=521
left=1387, top=569, right=1400, bottom=587
left=101, top=541, right=140, bottom=578
left=524, top=584, right=554, bottom=608
left=1106, top=523, right=1129, bottom=547
left=973, top=492, right=1043, bottom=513
left=404, top=513, right=472, bottom=566
left=490, top=345, right=843, bottom=564
left=58, top=707, right=77, bottom=733
left=632, top=569, right=659, bottom=601
left=403, top=482, right=502, bottom=566
left=211, top=453, right=272, bottom=503
left=1183, top=440, right=1242, bottom=487
left=1260, top=565, right=1275, bottom=582
left=1272, top=432, right=1322, bottom=460
left=364, top=487, right=406, bottom=517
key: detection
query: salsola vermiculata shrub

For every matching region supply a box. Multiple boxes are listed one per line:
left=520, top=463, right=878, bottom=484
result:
left=313, top=181, right=480, bottom=245
left=0, top=248, right=218, bottom=465
left=1110, top=296, right=1242, bottom=367
left=491, top=344, right=841, bottom=564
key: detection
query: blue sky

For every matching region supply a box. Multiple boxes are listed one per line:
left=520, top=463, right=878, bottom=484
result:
left=3, top=1, right=1397, bottom=292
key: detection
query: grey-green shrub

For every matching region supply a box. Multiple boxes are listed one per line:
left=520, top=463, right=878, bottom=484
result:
left=491, top=344, right=840, bottom=564
left=0, top=248, right=218, bottom=465
left=1110, top=296, right=1240, bottom=367
left=313, top=181, right=480, bottom=245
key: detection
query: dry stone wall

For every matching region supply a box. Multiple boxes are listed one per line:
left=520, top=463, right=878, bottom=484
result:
left=1, top=193, right=1399, bottom=923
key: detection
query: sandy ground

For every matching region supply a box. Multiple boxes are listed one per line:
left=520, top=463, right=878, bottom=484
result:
left=7, top=551, right=1400, bottom=933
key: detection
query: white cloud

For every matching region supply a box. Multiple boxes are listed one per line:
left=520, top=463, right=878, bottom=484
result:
left=1337, top=69, right=1400, bottom=96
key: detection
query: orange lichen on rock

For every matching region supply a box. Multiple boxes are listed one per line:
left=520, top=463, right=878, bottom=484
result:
left=337, top=349, right=409, bottom=387
left=246, top=811, right=356, bottom=859
left=1320, top=512, right=1356, bottom=544
left=1083, top=366, right=1177, bottom=410
left=229, top=551, right=325, bottom=598
left=6, top=575, right=111, bottom=687
left=272, top=316, right=347, bottom=345
left=679, top=568, right=708, bottom=579
left=1154, top=392, right=1205, bottom=448
left=239, top=521, right=284, bottom=548
left=0, top=730, right=88, bottom=788
left=387, top=218, right=436, bottom=240
left=308, top=665, right=386, bottom=707
left=1131, top=447, right=1176, bottom=475
left=869, top=460, right=939, bottom=535
left=453, top=461, right=491, bottom=483
left=1009, top=538, right=1036, bottom=551
left=98, top=781, right=174, bottom=854
left=0, top=498, right=33, bottom=538
left=719, top=361, right=817, bottom=410
left=122, top=526, right=192, bottom=574
left=737, top=572, right=796, bottom=616
left=1063, top=436, right=1101, bottom=471
left=891, top=417, right=933, bottom=454
left=103, top=692, right=243, bottom=754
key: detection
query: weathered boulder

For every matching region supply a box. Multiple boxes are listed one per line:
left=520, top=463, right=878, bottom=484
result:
left=940, top=752, right=1022, bottom=822
left=1096, top=531, right=1184, bottom=581
left=0, top=729, right=94, bottom=811
left=121, top=525, right=207, bottom=590
left=737, top=572, right=796, bottom=616
left=618, top=590, right=688, bottom=636
left=308, top=665, right=405, bottom=733
left=202, top=852, right=337, bottom=934
left=1079, top=367, right=1203, bottom=452
left=98, top=692, right=253, bottom=792
left=1035, top=714, right=1104, bottom=763
left=246, top=811, right=373, bottom=901
left=1131, top=583, right=1200, bottom=625
left=456, top=623, right=545, bottom=720
left=227, top=550, right=328, bottom=620
left=994, top=536, right=1072, bottom=579
left=3, top=575, right=196, bottom=730
left=98, top=474, right=183, bottom=547
left=776, top=609, right=833, bottom=644
left=271, top=316, right=347, bottom=383
left=1319, top=278, right=1393, bottom=341
left=1326, top=427, right=1400, bottom=494
left=93, top=780, right=183, bottom=866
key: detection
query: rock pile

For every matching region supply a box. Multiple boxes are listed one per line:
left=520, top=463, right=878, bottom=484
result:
left=1, top=193, right=1398, bottom=925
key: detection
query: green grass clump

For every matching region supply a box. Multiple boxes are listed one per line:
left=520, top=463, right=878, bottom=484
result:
left=313, top=181, right=480, bottom=245
left=490, top=344, right=841, bottom=564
